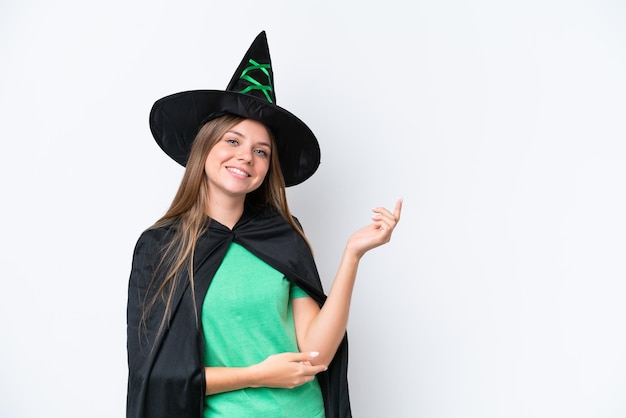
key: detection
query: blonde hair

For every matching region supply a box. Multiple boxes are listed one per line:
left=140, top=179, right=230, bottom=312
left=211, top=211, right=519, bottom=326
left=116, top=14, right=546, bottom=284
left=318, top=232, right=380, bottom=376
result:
left=142, top=114, right=309, bottom=337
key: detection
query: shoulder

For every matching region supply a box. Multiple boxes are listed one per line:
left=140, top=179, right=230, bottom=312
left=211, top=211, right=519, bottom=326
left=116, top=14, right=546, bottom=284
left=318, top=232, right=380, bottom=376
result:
left=132, top=223, right=178, bottom=261
left=128, top=224, right=178, bottom=290
left=137, top=220, right=180, bottom=244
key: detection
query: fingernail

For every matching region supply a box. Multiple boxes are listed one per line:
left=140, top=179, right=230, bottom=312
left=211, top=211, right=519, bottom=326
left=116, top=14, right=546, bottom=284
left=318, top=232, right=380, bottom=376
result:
left=310, top=351, right=319, bottom=357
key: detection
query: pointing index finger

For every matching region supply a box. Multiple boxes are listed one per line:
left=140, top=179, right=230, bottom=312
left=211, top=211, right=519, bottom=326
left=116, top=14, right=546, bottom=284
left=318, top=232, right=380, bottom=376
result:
left=393, top=198, right=403, bottom=222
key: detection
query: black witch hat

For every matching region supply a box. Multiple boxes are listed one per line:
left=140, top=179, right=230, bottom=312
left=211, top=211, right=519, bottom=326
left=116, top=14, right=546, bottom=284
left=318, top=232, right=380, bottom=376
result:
left=149, top=31, right=320, bottom=187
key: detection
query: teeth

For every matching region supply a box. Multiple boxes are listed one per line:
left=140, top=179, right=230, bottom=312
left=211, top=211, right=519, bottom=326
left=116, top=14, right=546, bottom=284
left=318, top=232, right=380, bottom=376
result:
left=227, top=167, right=249, bottom=177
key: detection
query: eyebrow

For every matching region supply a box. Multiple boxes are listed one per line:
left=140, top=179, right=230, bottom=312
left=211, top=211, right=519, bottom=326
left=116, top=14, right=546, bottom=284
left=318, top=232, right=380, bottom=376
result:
left=226, top=129, right=244, bottom=138
left=226, top=130, right=271, bottom=149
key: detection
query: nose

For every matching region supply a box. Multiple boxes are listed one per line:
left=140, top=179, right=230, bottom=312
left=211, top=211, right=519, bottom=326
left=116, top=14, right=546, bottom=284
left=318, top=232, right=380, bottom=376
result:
left=236, top=147, right=253, bottom=164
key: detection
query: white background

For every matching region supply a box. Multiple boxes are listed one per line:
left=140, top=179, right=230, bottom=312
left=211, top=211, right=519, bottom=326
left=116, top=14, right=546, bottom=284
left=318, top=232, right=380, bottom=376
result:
left=1, top=1, right=625, bottom=417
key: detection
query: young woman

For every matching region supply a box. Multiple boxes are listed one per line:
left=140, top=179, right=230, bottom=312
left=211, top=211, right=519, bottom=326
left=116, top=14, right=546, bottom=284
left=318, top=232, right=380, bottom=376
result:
left=127, top=32, right=401, bottom=418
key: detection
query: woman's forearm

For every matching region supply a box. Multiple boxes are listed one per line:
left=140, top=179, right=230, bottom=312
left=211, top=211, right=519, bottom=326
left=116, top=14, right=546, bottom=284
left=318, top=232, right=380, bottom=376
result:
left=205, top=352, right=328, bottom=395
left=205, top=366, right=257, bottom=395
left=296, top=249, right=361, bottom=366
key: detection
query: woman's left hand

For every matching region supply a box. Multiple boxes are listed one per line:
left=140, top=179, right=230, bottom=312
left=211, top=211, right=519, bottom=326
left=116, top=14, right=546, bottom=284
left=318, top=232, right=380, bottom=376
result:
left=345, top=198, right=403, bottom=259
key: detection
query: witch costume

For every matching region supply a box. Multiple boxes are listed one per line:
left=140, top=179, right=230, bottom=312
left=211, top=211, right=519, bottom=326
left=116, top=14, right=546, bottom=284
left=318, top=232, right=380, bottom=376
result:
left=126, top=32, right=352, bottom=417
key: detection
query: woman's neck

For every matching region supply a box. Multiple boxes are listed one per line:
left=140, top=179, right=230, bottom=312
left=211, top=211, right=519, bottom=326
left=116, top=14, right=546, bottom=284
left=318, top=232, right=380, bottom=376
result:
left=205, top=196, right=245, bottom=230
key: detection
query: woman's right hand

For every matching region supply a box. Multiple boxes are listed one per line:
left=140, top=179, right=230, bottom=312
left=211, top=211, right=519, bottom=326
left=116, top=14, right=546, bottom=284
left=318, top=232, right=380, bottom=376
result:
left=249, top=352, right=328, bottom=389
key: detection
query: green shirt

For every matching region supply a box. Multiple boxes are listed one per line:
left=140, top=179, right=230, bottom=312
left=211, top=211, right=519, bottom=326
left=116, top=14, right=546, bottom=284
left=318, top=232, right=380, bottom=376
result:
left=202, top=242, right=324, bottom=418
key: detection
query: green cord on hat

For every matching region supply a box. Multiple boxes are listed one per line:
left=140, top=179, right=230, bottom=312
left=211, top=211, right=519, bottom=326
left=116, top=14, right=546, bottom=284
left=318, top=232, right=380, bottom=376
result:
left=238, top=59, right=273, bottom=103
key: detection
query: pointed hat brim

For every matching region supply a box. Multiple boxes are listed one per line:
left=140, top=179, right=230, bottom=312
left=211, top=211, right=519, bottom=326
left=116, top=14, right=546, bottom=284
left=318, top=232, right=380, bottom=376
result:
left=148, top=31, right=320, bottom=187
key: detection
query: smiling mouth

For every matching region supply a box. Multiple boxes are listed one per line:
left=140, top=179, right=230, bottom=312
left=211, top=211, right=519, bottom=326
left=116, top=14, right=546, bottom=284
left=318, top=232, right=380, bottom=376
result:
left=226, top=166, right=251, bottom=177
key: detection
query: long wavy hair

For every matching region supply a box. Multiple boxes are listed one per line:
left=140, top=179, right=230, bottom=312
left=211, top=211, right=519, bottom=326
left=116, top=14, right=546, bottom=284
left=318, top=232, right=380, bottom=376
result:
left=142, top=114, right=309, bottom=338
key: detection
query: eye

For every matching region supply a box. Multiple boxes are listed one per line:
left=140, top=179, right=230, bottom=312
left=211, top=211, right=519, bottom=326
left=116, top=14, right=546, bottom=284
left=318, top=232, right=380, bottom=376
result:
left=225, top=138, right=239, bottom=145
left=254, top=149, right=268, bottom=157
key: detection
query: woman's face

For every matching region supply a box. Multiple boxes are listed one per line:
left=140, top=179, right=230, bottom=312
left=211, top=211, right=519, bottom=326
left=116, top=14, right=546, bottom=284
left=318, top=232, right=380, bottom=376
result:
left=204, top=119, right=272, bottom=202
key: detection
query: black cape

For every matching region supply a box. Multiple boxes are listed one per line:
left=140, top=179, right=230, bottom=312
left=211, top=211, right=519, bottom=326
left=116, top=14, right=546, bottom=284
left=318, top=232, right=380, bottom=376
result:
left=127, top=205, right=352, bottom=417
